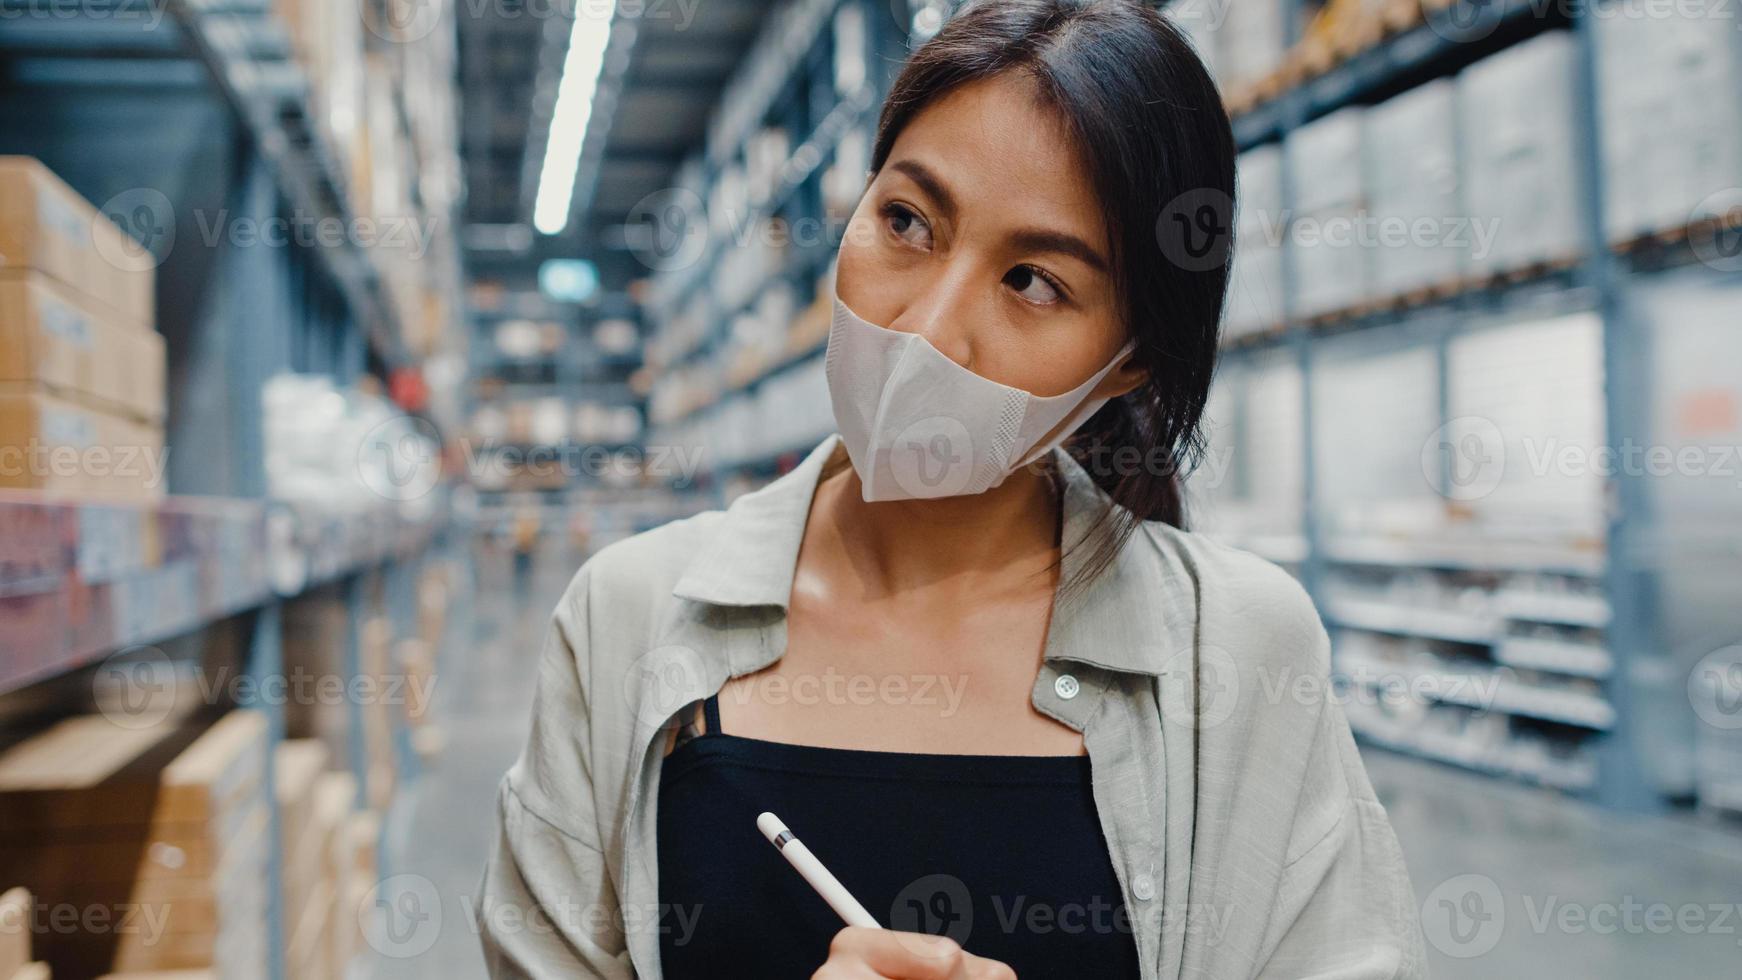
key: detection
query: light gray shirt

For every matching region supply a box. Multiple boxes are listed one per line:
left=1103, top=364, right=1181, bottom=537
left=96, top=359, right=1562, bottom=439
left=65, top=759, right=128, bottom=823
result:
left=477, top=433, right=1428, bottom=979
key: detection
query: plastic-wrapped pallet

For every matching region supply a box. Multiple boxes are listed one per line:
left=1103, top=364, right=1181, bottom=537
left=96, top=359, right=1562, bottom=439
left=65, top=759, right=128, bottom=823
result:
left=1595, top=0, right=1742, bottom=242
left=1225, top=145, right=1285, bottom=338
left=1457, top=31, right=1584, bottom=275
left=1364, top=80, right=1467, bottom=297
left=1286, top=108, right=1371, bottom=318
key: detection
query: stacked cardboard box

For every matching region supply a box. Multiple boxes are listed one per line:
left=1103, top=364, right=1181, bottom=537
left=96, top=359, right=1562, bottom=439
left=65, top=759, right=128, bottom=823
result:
left=280, top=595, right=354, bottom=766
left=359, top=617, right=399, bottom=813
left=0, top=712, right=270, bottom=979
left=278, top=743, right=366, bottom=980
left=0, top=158, right=165, bottom=502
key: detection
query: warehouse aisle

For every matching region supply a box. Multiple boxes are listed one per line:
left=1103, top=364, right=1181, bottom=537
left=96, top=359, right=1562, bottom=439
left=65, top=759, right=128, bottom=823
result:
left=365, top=545, right=575, bottom=980
left=363, top=542, right=1742, bottom=980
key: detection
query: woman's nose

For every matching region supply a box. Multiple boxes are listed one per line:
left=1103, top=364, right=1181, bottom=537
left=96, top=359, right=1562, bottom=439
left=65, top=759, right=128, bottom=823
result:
left=887, top=268, right=977, bottom=368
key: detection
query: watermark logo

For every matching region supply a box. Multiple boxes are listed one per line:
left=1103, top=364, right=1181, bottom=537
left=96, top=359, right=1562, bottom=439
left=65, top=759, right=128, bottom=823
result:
left=1425, top=0, right=1509, bottom=43
left=1157, top=187, right=1235, bottom=273
left=362, top=874, right=444, bottom=958
left=96, top=187, right=175, bottom=272
left=358, top=416, right=444, bottom=502
left=1421, top=873, right=1506, bottom=958
left=94, top=645, right=180, bottom=729
left=623, top=187, right=708, bottom=272
left=366, top=0, right=444, bottom=43
left=1690, top=646, right=1742, bottom=730
left=623, top=644, right=707, bottom=731
left=1690, top=189, right=1742, bottom=274
left=897, top=0, right=960, bottom=40
left=888, top=416, right=976, bottom=499
left=1424, top=416, right=1507, bottom=502
left=1154, top=643, right=1243, bottom=731
left=890, top=873, right=974, bottom=948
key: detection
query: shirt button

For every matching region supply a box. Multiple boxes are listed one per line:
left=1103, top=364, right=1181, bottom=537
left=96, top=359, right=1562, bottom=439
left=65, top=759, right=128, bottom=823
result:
left=1132, top=872, right=1156, bottom=901
left=1054, top=673, right=1080, bottom=699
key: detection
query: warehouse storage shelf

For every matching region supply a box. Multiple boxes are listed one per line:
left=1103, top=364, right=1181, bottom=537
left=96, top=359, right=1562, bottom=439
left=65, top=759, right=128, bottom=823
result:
left=0, top=491, right=442, bottom=698
left=1225, top=0, right=1560, bottom=151
left=1495, top=635, right=1615, bottom=679
left=1221, top=259, right=1595, bottom=354
left=649, top=83, right=878, bottom=370
left=1347, top=711, right=1598, bottom=790
left=662, top=334, right=831, bottom=431
left=1338, top=652, right=1618, bottom=731
left=166, top=0, right=413, bottom=369
left=1324, top=596, right=1500, bottom=647
left=1318, top=534, right=1607, bottom=577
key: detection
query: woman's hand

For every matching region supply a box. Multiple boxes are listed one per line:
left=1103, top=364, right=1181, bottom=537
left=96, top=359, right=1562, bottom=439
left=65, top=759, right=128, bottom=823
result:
left=811, top=926, right=1017, bottom=979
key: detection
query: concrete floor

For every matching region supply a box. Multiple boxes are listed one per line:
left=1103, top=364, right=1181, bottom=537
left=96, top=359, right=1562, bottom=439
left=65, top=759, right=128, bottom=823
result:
left=365, top=542, right=1742, bottom=979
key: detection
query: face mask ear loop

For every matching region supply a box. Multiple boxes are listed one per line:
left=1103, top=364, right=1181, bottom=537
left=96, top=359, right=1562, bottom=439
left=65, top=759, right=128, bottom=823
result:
left=1010, top=339, right=1139, bottom=471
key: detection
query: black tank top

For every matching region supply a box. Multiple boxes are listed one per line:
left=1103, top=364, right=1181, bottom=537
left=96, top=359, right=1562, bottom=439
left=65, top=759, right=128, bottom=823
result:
left=656, top=692, right=1143, bottom=979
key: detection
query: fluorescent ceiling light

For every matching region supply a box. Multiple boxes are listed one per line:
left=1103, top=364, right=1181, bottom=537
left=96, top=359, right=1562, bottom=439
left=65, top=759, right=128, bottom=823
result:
left=533, top=2, right=618, bottom=236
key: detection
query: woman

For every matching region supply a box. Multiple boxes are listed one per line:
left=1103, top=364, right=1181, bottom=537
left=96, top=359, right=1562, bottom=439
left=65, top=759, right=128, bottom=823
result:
left=478, top=1, right=1426, bottom=978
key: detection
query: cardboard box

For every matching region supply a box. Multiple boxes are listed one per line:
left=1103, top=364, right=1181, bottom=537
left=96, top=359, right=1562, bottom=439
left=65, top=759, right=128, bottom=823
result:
left=0, top=712, right=270, bottom=978
left=0, top=385, right=165, bottom=501
left=0, top=157, right=154, bottom=330
left=0, top=273, right=94, bottom=395
left=275, top=740, right=330, bottom=929
left=89, top=319, right=167, bottom=424
left=0, top=387, right=97, bottom=497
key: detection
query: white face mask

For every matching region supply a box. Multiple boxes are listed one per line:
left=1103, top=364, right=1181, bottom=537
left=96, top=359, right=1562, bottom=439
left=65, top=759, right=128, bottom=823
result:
left=825, top=288, right=1135, bottom=502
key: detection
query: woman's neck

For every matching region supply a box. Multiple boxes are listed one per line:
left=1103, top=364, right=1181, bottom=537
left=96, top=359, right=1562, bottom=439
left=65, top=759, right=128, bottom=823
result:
left=806, top=453, right=1062, bottom=603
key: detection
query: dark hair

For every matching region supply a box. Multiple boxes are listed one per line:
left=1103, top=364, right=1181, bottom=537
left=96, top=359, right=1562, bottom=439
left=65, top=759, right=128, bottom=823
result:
left=869, top=0, right=1236, bottom=587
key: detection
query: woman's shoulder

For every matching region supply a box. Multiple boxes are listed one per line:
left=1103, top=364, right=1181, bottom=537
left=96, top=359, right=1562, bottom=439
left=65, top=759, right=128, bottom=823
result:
left=1135, top=520, right=1329, bottom=672
left=553, top=508, right=730, bottom=624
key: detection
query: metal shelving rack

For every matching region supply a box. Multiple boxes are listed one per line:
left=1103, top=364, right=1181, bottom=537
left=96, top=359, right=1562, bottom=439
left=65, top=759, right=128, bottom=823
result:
left=1206, top=0, right=1742, bottom=812
left=638, top=0, right=909, bottom=486
left=0, top=0, right=468, bottom=975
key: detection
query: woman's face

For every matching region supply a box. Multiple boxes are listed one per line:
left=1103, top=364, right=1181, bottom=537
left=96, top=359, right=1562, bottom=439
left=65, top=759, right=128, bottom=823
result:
left=837, top=72, right=1147, bottom=401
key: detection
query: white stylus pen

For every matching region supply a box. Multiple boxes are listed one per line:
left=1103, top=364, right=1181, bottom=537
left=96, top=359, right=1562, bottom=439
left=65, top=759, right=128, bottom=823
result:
left=757, top=811, right=882, bottom=929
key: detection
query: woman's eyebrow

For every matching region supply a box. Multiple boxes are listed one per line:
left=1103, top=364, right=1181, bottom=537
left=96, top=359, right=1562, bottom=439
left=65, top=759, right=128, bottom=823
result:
left=889, top=158, right=958, bottom=221
left=1008, top=227, right=1109, bottom=273
left=890, top=157, right=1108, bottom=272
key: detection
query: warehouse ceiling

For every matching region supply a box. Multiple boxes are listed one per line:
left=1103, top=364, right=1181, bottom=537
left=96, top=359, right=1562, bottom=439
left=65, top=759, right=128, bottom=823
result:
left=458, top=1, right=768, bottom=284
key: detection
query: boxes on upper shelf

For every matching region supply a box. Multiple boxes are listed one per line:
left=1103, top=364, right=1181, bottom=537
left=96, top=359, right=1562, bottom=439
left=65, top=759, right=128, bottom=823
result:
left=1226, top=145, right=1284, bottom=338
left=1457, top=31, right=1583, bottom=276
left=1364, top=80, right=1467, bottom=298
left=0, top=157, right=154, bottom=331
left=1286, top=107, right=1371, bottom=318
left=1595, top=0, right=1742, bottom=242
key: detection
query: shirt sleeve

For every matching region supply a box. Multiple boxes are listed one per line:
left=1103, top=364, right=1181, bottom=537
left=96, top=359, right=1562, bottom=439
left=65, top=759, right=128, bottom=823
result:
left=477, top=565, right=638, bottom=979
left=1255, top=622, right=1430, bottom=980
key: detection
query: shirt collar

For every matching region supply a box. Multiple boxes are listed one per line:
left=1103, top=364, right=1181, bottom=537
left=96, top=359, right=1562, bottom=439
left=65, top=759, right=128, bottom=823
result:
left=670, top=433, right=1192, bottom=677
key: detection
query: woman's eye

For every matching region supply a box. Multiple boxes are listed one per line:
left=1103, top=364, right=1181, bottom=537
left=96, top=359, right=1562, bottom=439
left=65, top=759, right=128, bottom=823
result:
left=882, top=203, right=932, bottom=248
left=1005, top=265, right=1063, bottom=306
